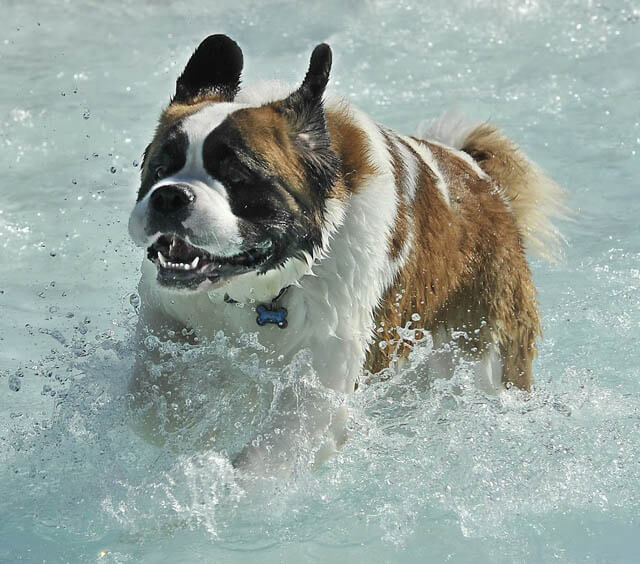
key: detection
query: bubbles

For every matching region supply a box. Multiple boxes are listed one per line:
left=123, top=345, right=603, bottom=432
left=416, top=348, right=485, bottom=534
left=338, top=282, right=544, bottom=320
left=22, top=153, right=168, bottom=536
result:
left=129, top=292, right=140, bottom=313
left=2, top=310, right=637, bottom=563
left=8, top=374, right=21, bottom=392
left=1, top=0, right=640, bottom=561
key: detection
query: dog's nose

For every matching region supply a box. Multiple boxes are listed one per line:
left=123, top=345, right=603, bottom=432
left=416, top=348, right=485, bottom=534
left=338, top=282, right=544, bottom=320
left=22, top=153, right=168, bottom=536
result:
left=150, top=185, right=195, bottom=213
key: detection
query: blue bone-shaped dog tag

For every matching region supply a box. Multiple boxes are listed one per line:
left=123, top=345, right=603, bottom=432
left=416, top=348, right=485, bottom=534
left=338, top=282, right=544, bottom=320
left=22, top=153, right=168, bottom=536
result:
left=256, top=304, right=288, bottom=328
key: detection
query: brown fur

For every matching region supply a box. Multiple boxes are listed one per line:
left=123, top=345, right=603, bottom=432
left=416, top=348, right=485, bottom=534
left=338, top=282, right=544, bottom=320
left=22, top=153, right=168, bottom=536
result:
left=326, top=107, right=377, bottom=196
left=149, top=97, right=377, bottom=201
left=231, top=105, right=307, bottom=193
left=229, top=104, right=365, bottom=230
left=460, top=124, right=566, bottom=262
left=207, top=100, right=546, bottom=391
left=382, top=129, right=412, bottom=260
left=364, top=132, right=540, bottom=390
left=147, top=94, right=552, bottom=391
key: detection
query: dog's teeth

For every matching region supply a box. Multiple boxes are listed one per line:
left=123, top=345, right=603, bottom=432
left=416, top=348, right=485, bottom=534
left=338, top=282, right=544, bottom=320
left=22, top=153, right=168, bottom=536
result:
left=170, top=237, right=177, bottom=253
left=191, top=256, right=199, bottom=268
left=158, top=252, right=167, bottom=267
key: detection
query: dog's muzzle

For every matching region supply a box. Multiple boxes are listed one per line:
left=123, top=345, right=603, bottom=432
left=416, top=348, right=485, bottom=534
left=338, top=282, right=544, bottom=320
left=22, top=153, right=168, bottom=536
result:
left=149, top=184, right=195, bottom=215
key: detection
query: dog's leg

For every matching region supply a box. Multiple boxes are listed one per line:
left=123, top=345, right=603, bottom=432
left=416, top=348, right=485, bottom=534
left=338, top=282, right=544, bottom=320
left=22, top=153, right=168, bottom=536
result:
left=232, top=334, right=360, bottom=478
left=232, top=387, right=348, bottom=479
left=500, top=335, right=535, bottom=391
left=127, top=300, right=194, bottom=444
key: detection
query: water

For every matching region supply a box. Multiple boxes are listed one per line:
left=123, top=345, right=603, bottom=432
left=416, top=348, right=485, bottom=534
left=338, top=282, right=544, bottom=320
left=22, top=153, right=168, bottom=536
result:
left=1, top=0, right=639, bottom=562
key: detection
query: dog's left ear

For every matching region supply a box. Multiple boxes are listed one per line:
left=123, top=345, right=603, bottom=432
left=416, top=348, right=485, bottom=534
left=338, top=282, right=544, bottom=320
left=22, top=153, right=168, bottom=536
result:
left=174, top=34, right=243, bottom=103
left=281, top=43, right=332, bottom=150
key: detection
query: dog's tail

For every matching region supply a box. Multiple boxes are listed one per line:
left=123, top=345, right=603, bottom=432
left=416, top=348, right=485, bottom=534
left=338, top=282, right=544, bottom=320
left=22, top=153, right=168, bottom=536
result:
left=425, top=113, right=567, bottom=263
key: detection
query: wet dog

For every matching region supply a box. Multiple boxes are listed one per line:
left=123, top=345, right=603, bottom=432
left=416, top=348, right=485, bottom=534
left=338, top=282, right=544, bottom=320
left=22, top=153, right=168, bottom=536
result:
left=128, top=35, right=564, bottom=476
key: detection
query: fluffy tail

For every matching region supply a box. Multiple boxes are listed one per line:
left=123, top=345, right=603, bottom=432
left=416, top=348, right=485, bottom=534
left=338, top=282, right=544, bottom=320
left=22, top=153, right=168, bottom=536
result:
left=425, top=113, right=567, bottom=263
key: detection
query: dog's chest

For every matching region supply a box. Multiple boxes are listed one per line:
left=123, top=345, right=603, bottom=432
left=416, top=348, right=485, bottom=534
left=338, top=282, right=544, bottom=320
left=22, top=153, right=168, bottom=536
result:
left=142, top=219, right=381, bottom=393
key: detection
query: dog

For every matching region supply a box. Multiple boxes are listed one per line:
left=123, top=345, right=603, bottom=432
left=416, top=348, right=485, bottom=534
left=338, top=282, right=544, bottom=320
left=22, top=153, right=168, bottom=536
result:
left=128, top=35, right=564, bottom=477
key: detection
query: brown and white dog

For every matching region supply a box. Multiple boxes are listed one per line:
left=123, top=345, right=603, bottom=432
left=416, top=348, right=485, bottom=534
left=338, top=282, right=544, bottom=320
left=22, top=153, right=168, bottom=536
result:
left=128, top=35, right=564, bottom=477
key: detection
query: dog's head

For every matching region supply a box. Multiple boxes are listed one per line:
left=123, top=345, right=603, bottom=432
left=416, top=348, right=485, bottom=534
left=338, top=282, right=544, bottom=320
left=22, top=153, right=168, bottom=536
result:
left=129, top=35, right=340, bottom=300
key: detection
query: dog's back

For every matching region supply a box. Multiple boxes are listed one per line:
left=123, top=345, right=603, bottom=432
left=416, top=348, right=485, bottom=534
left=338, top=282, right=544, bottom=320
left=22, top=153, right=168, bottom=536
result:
left=356, top=116, right=566, bottom=389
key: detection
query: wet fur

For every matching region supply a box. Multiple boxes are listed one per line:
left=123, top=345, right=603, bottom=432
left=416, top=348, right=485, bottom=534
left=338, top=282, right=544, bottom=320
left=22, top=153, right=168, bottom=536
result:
left=128, top=35, right=565, bottom=477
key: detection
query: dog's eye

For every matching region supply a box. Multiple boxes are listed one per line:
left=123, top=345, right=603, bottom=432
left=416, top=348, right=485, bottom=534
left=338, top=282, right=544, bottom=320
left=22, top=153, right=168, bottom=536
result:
left=221, top=158, right=250, bottom=185
left=154, top=166, right=167, bottom=181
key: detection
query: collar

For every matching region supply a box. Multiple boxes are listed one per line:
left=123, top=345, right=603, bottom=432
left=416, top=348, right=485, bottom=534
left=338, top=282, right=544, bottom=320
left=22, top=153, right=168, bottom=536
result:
left=224, top=285, right=290, bottom=329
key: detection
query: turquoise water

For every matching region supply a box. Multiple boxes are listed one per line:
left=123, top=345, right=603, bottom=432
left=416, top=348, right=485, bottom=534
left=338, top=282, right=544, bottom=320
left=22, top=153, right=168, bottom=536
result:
left=1, top=0, right=639, bottom=562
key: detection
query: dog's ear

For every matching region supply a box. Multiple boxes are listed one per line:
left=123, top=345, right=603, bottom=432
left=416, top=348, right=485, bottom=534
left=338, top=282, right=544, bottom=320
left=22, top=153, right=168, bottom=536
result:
left=296, top=43, right=332, bottom=104
left=281, top=43, right=332, bottom=151
left=174, top=34, right=243, bottom=103
left=279, top=44, right=338, bottom=192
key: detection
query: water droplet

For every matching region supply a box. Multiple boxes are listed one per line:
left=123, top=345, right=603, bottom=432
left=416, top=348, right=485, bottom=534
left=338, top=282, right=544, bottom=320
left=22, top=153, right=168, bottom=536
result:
left=129, top=293, right=140, bottom=312
left=82, top=109, right=90, bottom=120
left=379, top=341, right=388, bottom=350
left=110, top=166, right=117, bottom=174
left=411, top=313, right=421, bottom=322
left=9, top=375, right=21, bottom=392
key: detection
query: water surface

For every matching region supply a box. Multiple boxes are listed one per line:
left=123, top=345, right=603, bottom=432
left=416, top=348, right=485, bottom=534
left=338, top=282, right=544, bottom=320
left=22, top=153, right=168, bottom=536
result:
left=1, top=1, right=639, bottom=562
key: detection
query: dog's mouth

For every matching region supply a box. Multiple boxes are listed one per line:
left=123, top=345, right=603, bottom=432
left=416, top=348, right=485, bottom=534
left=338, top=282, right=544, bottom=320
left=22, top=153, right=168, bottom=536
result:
left=147, top=234, right=273, bottom=289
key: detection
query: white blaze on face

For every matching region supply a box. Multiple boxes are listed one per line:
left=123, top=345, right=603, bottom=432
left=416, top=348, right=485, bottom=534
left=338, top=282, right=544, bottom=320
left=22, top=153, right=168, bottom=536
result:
left=180, top=103, right=245, bottom=177
left=129, top=102, right=249, bottom=256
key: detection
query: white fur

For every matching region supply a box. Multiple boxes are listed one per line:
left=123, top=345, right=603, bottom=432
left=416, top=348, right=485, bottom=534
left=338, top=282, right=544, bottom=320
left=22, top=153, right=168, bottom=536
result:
left=392, top=135, right=420, bottom=202
left=129, top=103, right=245, bottom=258
left=182, top=103, right=245, bottom=161
left=401, top=135, right=450, bottom=206
left=235, top=80, right=295, bottom=106
left=419, top=110, right=480, bottom=152
left=427, top=138, right=489, bottom=181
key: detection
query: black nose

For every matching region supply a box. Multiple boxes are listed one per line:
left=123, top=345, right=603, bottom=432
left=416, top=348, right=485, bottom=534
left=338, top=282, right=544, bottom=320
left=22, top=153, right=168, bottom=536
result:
left=150, top=185, right=195, bottom=213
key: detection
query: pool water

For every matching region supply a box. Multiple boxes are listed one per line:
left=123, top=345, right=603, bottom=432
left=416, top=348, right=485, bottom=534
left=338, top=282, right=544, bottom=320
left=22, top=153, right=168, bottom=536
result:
left=1, top=0, right=639, bottom=562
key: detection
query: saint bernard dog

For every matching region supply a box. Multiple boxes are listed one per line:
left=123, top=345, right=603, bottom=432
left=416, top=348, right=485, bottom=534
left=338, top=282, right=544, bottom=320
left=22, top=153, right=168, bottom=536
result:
left=128, top=35, right=565, bottom=477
